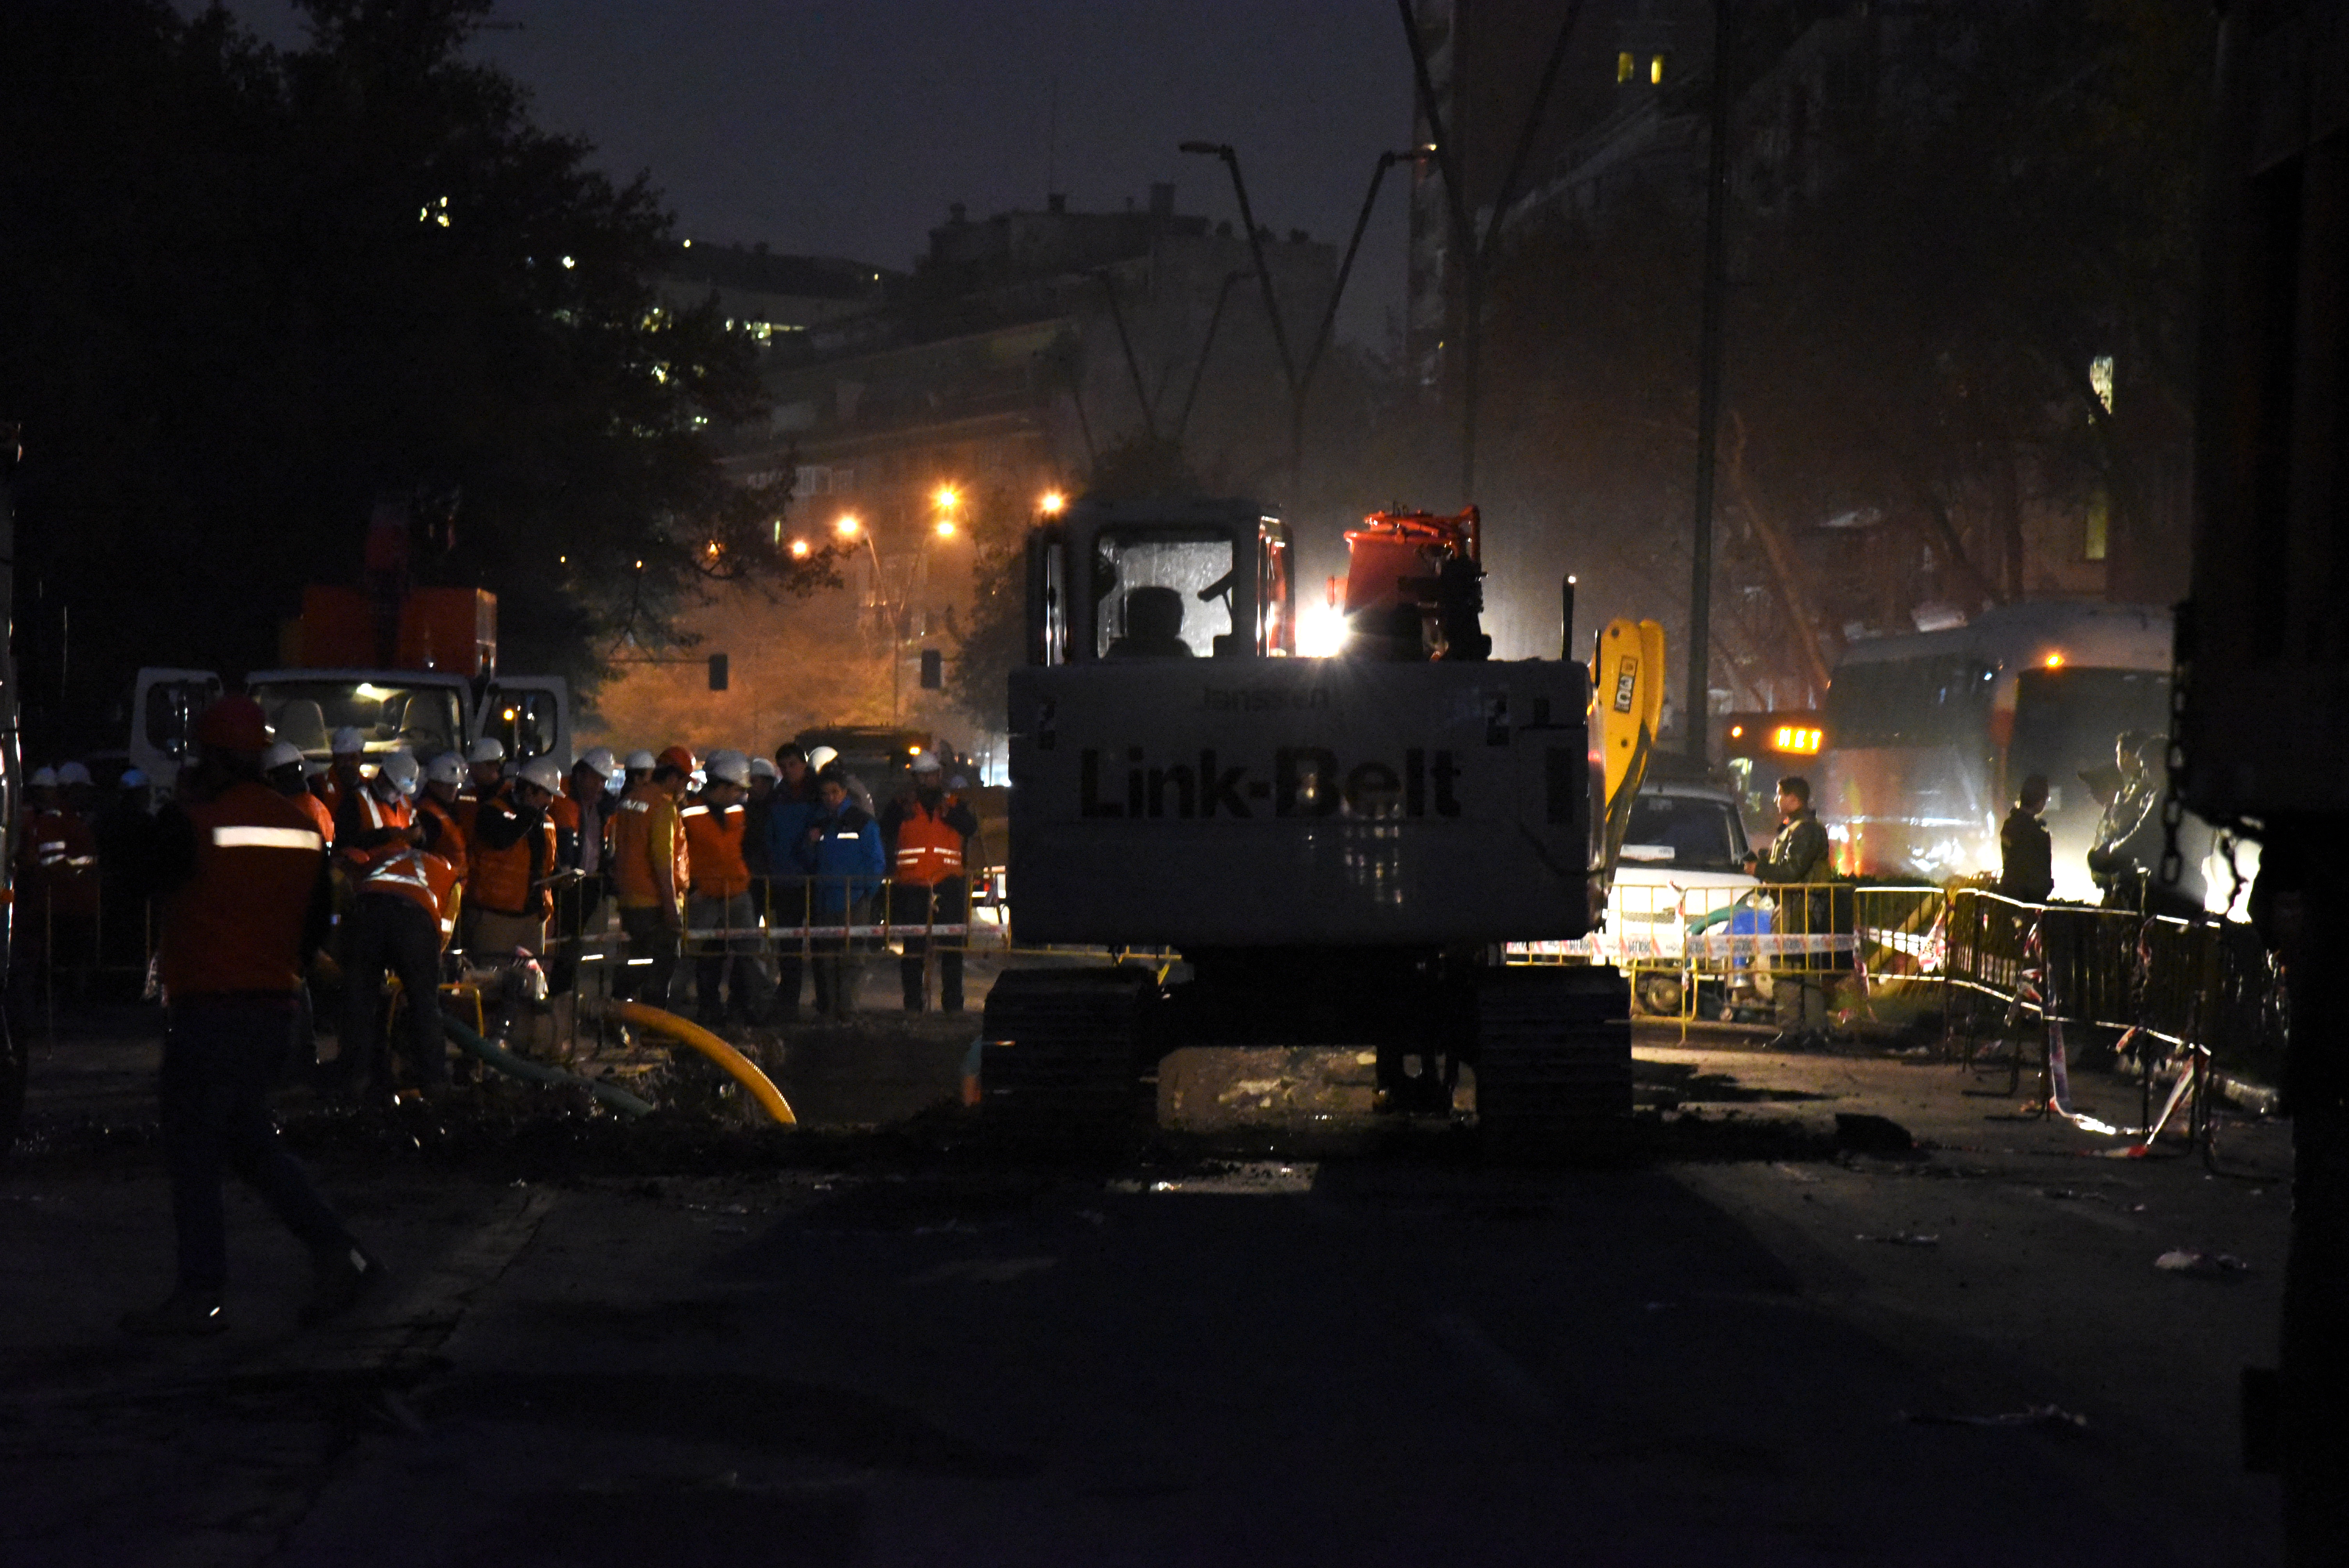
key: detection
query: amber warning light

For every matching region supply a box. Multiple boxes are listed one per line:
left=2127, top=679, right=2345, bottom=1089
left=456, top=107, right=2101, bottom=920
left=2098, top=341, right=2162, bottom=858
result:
left=1772, top=725, right=1823, bottom=754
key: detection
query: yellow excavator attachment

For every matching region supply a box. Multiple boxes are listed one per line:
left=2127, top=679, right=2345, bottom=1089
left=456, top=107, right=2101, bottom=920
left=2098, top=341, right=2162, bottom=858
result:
left=1593, top=617, right=1666, bottom=882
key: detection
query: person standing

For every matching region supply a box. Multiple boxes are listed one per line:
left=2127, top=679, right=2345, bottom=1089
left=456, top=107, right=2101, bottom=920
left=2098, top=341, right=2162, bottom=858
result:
left=765, top=745, right=820, bottom=1020
left=797, top=767, right=883, bottom=1019
left=316, top=727, right=368, bottom=820
left=265, top=741, right=339, bottom=846
left=1741, top=774, right=1836, bottom=1024
left=880, top=754, right=979, bottom=1013
left=119, top=696, right=381, bottom=1336
left=333, top=751, right=449, bottom=1098
left=682, top=750, right=772, bottom=1027
left=454, top=737, right=505, bottom=842
left=610, top=747, right=692, bottom=1007
left=1998, top=775, right=2055, bottom=904
left=549, top=746, right=615, bottom=998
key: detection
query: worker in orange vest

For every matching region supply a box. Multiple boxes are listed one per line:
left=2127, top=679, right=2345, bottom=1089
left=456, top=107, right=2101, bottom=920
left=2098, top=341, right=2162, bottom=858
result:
left=332, top=751, right=449, bottom=1099
left=118, top=695, right=381, bottom=1337
left=315, top=726, right=367, bottom=820
left=681, top=749, right=772, bottom=1028
left=610, top=746, right=692, bottom=1006
left=453, top=737, right=505, bottom=841
left=467, top=755, right=561, bottom=958
left=264, top=741, right=337, bottom=845
left=879, top=753, right=979, bottom=1012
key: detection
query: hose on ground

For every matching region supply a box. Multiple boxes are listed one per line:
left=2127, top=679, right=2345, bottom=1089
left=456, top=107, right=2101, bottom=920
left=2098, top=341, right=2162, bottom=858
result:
left=614, top=1001, right=797, bottom=1127
left=439, top=1013, right=656, bottom=1118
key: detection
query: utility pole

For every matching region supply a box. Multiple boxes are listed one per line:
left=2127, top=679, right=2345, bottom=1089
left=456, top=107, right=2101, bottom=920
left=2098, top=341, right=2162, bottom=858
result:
left=1686, top=0, right=1734, bottom=762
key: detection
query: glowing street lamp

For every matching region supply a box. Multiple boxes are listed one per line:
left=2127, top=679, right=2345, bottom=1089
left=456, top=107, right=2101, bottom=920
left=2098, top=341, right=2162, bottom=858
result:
left=932, top=485, right=960, bottom=513
left=934, top=519, right=957, bottom=539
left=1039, top=489, right=1068, bottom=517
left=788, top=538, right=812, bottom=559
left=834, top=513, right=861, bottom=538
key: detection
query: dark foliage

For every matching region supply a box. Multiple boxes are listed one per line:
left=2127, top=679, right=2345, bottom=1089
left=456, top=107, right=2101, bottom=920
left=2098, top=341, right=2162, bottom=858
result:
left=0, top=0, right=829, bottom=748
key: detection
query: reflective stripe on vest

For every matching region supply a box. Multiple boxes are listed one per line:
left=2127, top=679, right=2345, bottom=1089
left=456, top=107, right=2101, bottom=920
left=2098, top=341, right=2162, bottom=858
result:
left=892, top=804, right=965, bottom=886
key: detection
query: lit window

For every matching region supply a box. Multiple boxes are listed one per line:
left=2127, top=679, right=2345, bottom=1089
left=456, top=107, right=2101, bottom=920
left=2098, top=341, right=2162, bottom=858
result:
left=2090, top=354, right=2114, bottom=414
left=2085, top=489, right=2110, bottom=562
left=1617, top=51, right=1634, bottom=84
left=1650, top=55, right=1666, bottom=84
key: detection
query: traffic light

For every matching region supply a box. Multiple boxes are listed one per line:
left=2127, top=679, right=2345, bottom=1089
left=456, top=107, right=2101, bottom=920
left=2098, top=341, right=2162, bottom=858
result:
left=707, top=652, right=729, bottom=691
left=919, top=648, right=943, bottom=689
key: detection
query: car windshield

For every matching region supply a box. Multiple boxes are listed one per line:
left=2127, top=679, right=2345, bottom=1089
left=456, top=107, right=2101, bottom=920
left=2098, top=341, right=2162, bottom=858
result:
left=251, top=679, right=464, bottom=759
left=1622, top=793, right=1748, bottom=871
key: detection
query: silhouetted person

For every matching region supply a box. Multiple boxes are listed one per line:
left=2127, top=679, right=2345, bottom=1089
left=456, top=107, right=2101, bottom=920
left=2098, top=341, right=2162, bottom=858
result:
left=1106, top=586, right=1192, bottom=658
left=1998, top=774, right=2054, bottom=903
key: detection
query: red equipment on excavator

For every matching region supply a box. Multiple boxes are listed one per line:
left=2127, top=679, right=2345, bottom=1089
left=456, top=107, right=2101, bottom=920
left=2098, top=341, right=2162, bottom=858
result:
left=1334, top=506, right=1492, bottom=663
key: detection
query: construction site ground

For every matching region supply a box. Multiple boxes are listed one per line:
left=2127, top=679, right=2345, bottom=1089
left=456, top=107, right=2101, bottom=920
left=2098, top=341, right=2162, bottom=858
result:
left=0, top=966, right=2295, bottom=1566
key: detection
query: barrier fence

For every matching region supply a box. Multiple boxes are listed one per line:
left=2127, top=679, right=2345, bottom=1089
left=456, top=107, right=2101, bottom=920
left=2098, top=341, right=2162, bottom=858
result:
left=11, top=870, right=2289, bottom=1100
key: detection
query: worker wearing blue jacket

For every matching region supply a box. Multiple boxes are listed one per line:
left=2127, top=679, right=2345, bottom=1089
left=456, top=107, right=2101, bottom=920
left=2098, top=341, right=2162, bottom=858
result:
left=765, top=745, right=822, bottom=1019
left=793, top=766, right=883, bottom=1017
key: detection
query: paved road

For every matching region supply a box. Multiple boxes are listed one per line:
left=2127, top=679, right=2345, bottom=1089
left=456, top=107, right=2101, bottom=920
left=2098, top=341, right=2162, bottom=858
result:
left=0, top=1016, right=2292, bottom=1565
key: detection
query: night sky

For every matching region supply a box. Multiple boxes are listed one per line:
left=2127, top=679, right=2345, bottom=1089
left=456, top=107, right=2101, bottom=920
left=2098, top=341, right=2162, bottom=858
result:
left=222, top=0, right=1415, bottom=347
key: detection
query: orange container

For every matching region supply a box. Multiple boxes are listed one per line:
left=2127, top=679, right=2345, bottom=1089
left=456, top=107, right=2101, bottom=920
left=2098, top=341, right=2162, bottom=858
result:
left=396, top=587, right=496, bottom=677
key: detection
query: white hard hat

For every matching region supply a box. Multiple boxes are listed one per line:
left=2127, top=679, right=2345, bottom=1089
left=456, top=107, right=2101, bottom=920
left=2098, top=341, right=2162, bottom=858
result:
left=261, top=740, right=306, bottom=772
left=376, top=751, right=421, bottom=793
left=624, top=750, right=656, bottom=772
left=805, top=745, right=839, bottom=771
left=706, top=749, right=750, bottom=786
left=29, top=766, right=57, bottom=788
left=56, top=761, right=92, bottom=786
left=424, top=752, right=465, bottom=785
left=580, top=746, right=616, bottom=775
left=517, top=756, right=565, bottom=795
left=330, top=726, right=365, bottom=755
left=467, top=737, right=506, bottom=764
left=747, top=755, right=780, bottom=781
left=119, top=768, right=149, bottom=789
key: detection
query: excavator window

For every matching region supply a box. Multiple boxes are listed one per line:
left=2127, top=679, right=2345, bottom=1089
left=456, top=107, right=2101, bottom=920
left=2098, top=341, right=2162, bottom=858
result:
left=1092, top=527, right=1234, bottom=659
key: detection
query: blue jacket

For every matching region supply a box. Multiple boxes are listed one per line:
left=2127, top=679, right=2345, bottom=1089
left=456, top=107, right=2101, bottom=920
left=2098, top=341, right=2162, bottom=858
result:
left=766, top=783, right=821, bottom=880
left=796, top=804, right=883, bottom=914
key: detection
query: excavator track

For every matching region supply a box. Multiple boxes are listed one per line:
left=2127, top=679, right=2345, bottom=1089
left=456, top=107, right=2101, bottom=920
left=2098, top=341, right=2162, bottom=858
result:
left=1472, top=965, right=1632, bottom=1151
left=979, top=966, right=1158, bottom=1138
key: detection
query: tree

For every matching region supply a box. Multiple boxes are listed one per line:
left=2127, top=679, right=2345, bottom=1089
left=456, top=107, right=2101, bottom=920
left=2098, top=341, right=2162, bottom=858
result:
left=0, top=0, right=829, bottom=752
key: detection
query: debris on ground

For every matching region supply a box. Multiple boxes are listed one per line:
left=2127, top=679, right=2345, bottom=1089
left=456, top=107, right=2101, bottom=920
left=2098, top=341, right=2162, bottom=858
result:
left=1835, top=1112, right=1918, bottom=1154
left=2154, top=1249, right=2250, bottom=1278
left=1903, top=1404, right=2088, bottom=1431
left=1856, top=1232, right=1941, bottom=1247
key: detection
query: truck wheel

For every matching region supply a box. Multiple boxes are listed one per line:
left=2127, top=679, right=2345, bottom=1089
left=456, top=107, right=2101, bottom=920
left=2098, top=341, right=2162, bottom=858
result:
left=978, top=966, right=1158, bottom=1141
left=1472, top=965, right=1631, bottom=1155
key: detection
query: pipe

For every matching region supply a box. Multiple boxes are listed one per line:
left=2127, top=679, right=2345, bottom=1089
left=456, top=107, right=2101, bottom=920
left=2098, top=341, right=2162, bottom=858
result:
left=615, top=1001, right=797, bottom=1127
left=439, top=1014, right=656, bottom=1119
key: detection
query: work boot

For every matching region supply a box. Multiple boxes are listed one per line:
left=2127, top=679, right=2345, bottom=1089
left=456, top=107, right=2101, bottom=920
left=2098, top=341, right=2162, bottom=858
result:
left=121, top=1291, right=228, bottom=1338
left=301, top=1242, right=386, bottom=1327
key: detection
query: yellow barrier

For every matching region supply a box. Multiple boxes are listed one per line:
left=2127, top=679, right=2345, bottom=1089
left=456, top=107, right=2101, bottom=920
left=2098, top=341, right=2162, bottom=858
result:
left=614, top=1001, right=797, bottom=1127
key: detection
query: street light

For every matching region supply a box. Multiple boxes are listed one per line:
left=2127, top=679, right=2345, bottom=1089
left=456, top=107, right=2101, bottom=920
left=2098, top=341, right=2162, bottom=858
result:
left=1039, top=489, right=1067, bottom=517
left=788, top=538, right=812, bottom=559
left=834, top=513, right=861, bottom=538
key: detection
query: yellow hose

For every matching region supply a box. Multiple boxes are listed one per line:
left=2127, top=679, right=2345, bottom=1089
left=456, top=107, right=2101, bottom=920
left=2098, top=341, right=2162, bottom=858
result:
left=615, top=1001, right=797, bottom=1127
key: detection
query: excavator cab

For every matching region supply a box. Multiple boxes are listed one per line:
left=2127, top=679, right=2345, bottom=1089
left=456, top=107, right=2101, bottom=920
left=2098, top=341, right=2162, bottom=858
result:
left=1027, top=497, right=1294, bottom=666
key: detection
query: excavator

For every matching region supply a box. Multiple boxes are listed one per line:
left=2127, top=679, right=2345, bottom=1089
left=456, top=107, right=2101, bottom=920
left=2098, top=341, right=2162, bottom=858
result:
left=984, top=497, right=1663, bottom=1142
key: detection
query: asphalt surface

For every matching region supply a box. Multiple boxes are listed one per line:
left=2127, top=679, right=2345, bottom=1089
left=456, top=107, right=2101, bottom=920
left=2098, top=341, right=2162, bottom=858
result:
left=0, top=990, right=2295, bottom=1566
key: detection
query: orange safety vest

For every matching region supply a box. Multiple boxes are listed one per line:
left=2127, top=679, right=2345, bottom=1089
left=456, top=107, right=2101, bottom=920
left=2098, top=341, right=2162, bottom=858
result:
left=891, top=799, right=967, bottom=887
left=415, top=793, right=469, bottom=882
left=159, top=781, right=327, bottom=998
left=291, top=789, right=336, bottom=848
left=610, top=781, right=688, bottom=911
left=680, top=799, right=750, bottom=898
left=468, top=790, right=555, bottom=918
left=342, top=793, right=444, bottom=925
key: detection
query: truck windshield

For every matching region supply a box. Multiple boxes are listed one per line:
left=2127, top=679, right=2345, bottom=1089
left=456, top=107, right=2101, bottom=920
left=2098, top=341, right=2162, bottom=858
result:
left=251, top=679, right=464, bottom=759
left=1621, top=794, right=1748, bottom=872
left=1823, top=655, right=1996, bottom=748
left=1094, top=527, right=1235, bottom=659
